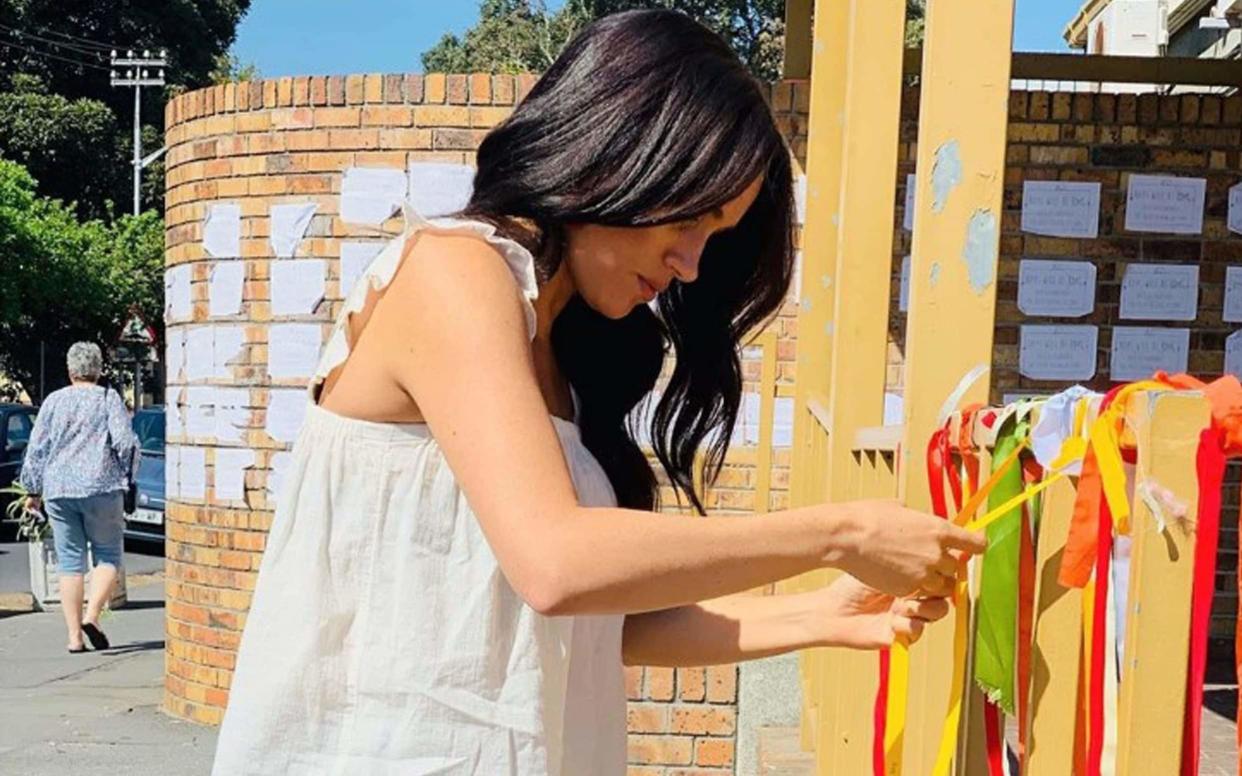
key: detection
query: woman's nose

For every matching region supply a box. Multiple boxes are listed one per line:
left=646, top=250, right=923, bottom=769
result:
left=665, top=245, right=703, bottom=283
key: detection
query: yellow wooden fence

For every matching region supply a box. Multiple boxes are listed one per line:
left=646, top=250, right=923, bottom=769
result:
left=779, top=1, right=1215, bottom=773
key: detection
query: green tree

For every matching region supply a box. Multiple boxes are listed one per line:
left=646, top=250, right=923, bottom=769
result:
left=0, top=159, right=163, bottom=399
left=906, top=0, right=926, bottom=46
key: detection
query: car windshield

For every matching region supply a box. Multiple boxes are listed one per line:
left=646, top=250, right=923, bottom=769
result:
left=132, top=409, right=165, bottom=454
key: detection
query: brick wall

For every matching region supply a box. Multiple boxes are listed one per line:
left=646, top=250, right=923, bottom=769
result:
left=161, top=72, right=808, bottom=774
left=887, top=87, right=1242, bottom=640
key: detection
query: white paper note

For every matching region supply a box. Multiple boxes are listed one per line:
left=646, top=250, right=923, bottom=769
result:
left=180, top=446, right=206, bottom=500
left=903, top=174, right=916, bottom=232
left=214, top=448, right=255, bottom=502
left=166, top=389, right=184, bottom=437
left=1020, top=181, right=1101, bottom=239
left=270, top=259, right=326, bottom=316
left=1226, top=331, right=1242, bottom=379
left=340, top=167, right=408, bottom=225
left=795, top=175, right=807, bottom=225
left=166, top=328, right=185, bottom=384
left=1110, top=327, right=1190, bottom=381
left=1225, top=267, right=1242, bottom=323
left=269, top=202, right=317, bottom=258
left=214, top=387, right=250, bottom=443
left=1124, top=175, right=1206, bottom=235
left=1019, top=325, right=1099, bottom=380
left=266, top=389, right=308, bottom=443
left=1230, top=183, right=1242, bottom=236
left=184, top=327, right=215, bottom=382
left=408, top=162, right=474, bottom=218
left=203, top=203, right=241, bottom=258
left=899, top=255, right=911, bottom=312
left=340, top=241, right=385, bottom=297
left=165, top=265, right=192, bottom=322
left=268, top=324, right=322, bottom=379
left=1119, top=264, right=1199, bottom=321
left=208, top=261, right=245, bottom=317
left=185, top=387, right=215, bottom=437
left=165, top=445, right=180, bottom=500
left=1018, top=259, right=1096, bottom=317
left=268, top=451, right=293, bottom=498
left=213, top=325, right=247, bottom=378
left=773, top=397, right=794, bottom=448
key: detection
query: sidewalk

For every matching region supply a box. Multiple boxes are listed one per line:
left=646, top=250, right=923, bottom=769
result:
left=0, top=544, right=218, bottom=775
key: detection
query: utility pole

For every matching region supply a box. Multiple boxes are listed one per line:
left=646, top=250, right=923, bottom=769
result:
left=110, top=49, right=167, bottom=216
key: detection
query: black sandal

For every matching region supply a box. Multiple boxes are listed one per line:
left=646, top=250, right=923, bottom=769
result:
left=81, top=622, right=110, bottom=651
left=67, top=645, right=88, bottom=654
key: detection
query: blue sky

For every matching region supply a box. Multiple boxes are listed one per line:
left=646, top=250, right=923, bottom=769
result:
left=232, top=0, right=1086, bottom=78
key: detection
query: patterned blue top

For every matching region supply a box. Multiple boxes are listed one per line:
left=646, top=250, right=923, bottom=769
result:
left=19, top=385, right=139, bottom=500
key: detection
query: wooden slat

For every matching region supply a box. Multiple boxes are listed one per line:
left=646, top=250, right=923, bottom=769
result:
left=900, top=48, right=1242, bottom=88
left=895, top=1, right=1016, bottom=773
left=783, top=0, right=814, bottom=79
left=755, top=332, right=779, bottom=514
left=854, top=424, right=904, bottom=453
left=1025, top=474, right=1083, bottom=776
left=1116, top=391, right=1209, bottom=774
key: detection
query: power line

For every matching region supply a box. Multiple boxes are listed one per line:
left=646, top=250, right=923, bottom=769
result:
left=6, top=21, right=119, bottom=52
left=0, top=38, right=111, bottom=71
left=0, top=24, right=111, bottom=62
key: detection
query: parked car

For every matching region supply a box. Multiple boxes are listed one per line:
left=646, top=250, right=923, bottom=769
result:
left=127, top=405, right=165, bottom=541
left=1, top=402, right=38, bottom=510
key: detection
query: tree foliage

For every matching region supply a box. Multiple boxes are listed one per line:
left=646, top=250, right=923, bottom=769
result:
left=0, top=159, right=163, bottom=399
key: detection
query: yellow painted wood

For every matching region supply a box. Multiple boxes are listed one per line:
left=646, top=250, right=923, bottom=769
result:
left=1025, top=475, right=1083, bottom=776
left=1115, top=391, right=1209, bottom=775
left=783, top=0, right=814, bottom=79
left=787, top=0, right=850, bottom=757
left=895, top=2, right=1016, bottom=773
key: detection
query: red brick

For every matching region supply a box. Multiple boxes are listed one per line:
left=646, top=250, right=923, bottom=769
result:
left=628, top=734, right=693, bottom=766
left=646, top=667, right=675, bottom=701
left=694, top=738, right=734, bottom=767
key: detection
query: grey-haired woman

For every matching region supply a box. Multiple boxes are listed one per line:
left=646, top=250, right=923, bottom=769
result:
left=20, top=342, right=138, bottom=653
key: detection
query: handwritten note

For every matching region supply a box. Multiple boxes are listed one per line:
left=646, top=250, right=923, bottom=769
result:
left=185, top=387, right=214, bottom=437
left=340, top=241, right=384, bottom=297
left=1224, top=267, right=1242, bottom=323
left=214, top=388, right=250, bottom=443
left=1119, top=264, right=1199, bottom=321
left=180, top=446, right=206, bottom=500
left=266, top=389, right=308, bottom=443
left=1110, top=326, right=1190, bottom=381
left=166, top=388, right=184, bottom=437
left=213, top=325, right=246, bottom=378
left=213, top=448, right=255, bottom=503
left=1017, top=259, right=1096, bottom=317
left=1230, top=183, right=1242, bottom=236
left=1019, top=325, right=1098, bottom=380
left=270, top=259, right=326, bottom=316
left=1021, top=181, right=1101, bottom=239
left=1124, top=175, right=1206, bottom=235
left=1227, top=331, right=1242, bottom=379
left=903, top=174, right=916, bottom=232
left=268, top=324, right=322, bottom=379
left=166, top=328, right=185, bottom=384
left=203, top=203, right=241, bottom=258
left=340, top=167, right=407, bottom=225
left=165, top=445, right=180, bottom=500
left=208, top=261, right=245, bottom=317
left=269, top=203, right=317, bottom=257
left=184, top=327, right=215, bottom=382
left=408, top=162, right=474, bottom=219
left=165, top=265, right=192, bottom=322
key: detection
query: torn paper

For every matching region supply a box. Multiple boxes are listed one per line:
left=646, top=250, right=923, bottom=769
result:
left=165, top=265, right=193, bottom=322
left=1020, top=181, right=1101, bottom=239
left=268, top=324, right=323, bottom=379
left=340, top=167, right=408, bottom=226
left=214, top=448, right=256, bottom=502
left=266, top=389, right=309, bottom=443
left=408, top=162, right=473, bottom=219
left=208, top=261, right=245, bottom=317
left=180, top=446, right=206, bottom=500
left=269, top=202, right=318, bottom=258
left=1018, top=259, right=1096, bottom=318
left=270, top=259, right=326, bottom=316
left=203, top=203, right=242, bottom=258
left=214, top=387, right=250, bottom=444
left=340, top=241, right=385, bottom=297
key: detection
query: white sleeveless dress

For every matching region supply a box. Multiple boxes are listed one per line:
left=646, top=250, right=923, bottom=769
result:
left=212, top=211, right=627, bottom=776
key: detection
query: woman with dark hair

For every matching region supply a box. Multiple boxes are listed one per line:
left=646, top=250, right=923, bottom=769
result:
left=214, top=10, right=983, bottom=775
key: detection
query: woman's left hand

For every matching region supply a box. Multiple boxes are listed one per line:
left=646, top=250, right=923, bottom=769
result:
left=816, top=573, right=951, bottom=650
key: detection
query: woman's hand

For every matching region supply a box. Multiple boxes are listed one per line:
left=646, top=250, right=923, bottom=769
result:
left=24, top=495, right=41, bottom=515
left=816, top=574, right=951, bottom=650
left=832, top=499, right=986, bottom=598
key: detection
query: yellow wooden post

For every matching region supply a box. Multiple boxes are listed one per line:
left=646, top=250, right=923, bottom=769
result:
left=811, top=0, right=910, bottom=771
left=1025, top=476, right=1085, bottom=775
left=786, top=0, right=850, bottom=757
left=783, top=0, right=814, bottom=80
left=755, top=331, right=779, bottom=514
left=1116, top=391, right=1209, bottom=774
left=896, top=1, right=1016, bottom=773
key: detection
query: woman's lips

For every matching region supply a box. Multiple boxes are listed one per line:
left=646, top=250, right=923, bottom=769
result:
left=638, top=274, right=658, bottom=303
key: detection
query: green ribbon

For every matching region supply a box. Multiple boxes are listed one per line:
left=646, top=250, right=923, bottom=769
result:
left=972, top=417, right=1028, bottom=714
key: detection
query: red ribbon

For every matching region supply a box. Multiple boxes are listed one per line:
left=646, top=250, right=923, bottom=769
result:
left=874, top=648, right=891, bottom=776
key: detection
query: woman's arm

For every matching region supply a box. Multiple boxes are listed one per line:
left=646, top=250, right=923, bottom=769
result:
left=369, top=235, right=983, bottom=616
left=18, top=396, right=55, bottom=497
left=105, top=389, right=137, bottom=475
left=622, top=577, right=952, bottom=667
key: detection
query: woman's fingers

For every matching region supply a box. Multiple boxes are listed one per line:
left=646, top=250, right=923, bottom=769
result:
left=893, top=616, right=927, bottom=644
left=942, top=524, right=989, bottom=555
left=900, top=597, right=950, bottom=623
left=919, top=572, right=954, bottom=598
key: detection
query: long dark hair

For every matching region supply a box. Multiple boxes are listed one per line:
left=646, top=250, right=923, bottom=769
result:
left=463, top=9, right=794, bottom=513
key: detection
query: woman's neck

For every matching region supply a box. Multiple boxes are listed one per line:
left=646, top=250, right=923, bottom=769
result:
left=532, top=262, right=576, bottom=340
left=70, top=379, right=97, bottom=388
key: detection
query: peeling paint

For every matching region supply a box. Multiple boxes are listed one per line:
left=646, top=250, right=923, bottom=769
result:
left=962, top=209, right=998, bottom=294
left=801, top=297, right=813, bottom=312
left=820, top=275, right=832, bottom=289
left=931, top=140, right=962, bottom=213
left=831, top=212, right=841, bottom=227
left=930, top=262, right=941, bottom=287
left=824, top=322, right=834, bottom=336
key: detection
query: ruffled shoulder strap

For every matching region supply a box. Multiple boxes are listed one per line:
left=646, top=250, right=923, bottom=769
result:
left=309, top=202, right=540, bottom=400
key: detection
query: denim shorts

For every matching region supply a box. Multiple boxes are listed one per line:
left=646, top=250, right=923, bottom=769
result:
left=44, top=492, right=125, bottom=574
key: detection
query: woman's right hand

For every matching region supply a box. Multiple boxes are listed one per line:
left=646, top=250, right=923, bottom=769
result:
left=830, top=500, right=988, bottom=598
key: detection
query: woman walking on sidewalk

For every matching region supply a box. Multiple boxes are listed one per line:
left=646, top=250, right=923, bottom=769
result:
left=20, top=342, right=138, bottom=654
left=215, top=11, right=983, bottom=775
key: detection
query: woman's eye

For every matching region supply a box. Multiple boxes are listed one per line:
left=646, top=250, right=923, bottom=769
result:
left=677, top=215, right=704, bottom=231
